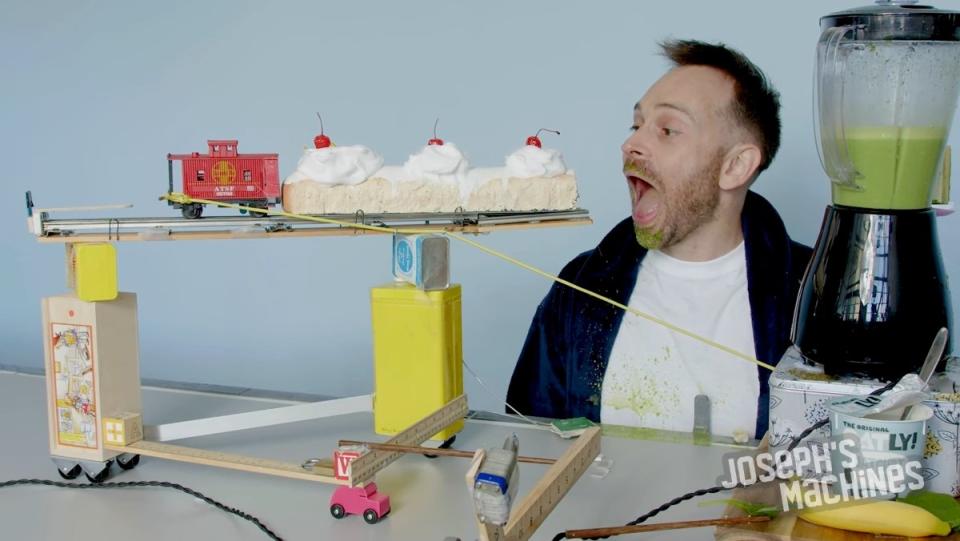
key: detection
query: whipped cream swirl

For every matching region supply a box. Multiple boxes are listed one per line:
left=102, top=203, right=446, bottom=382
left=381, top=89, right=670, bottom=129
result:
left=286, top=145, right=383, bottom=186
left=505, top=145, right=567, bottom=178
left=403, top=143, right=469, bottom=183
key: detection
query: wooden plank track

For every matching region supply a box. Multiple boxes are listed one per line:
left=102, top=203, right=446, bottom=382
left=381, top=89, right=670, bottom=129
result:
left=106, top=440, right=345, bottom=485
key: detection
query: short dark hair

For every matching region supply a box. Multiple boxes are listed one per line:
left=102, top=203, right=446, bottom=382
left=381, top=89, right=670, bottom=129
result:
left=660, top=39, right=781, bottom=175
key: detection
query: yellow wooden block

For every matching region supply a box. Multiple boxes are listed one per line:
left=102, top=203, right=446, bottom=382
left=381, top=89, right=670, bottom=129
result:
left=371, top=282, right=463, bottom=440
left=67, top=243, right=118, bottom=301
left=103, top=413, right=143, bottom=446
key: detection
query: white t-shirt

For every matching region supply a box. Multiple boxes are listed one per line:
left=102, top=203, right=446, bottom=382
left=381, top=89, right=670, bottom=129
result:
left=600, top=241, right=759, bottom=439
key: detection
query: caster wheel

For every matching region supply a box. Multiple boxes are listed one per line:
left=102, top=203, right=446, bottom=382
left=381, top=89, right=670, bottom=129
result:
left=85, top=460, right=113, bottom=483
left=85, top=470, right=109, bottom=483
left=424, top=434, right=456, bottom=459
left=330, top=504, right=345, bottom=519
left=116, top=454, right=140, bottom=470
left=57, top=464, right=82, bottom=480
left=363, top=509, right=379, bottom=524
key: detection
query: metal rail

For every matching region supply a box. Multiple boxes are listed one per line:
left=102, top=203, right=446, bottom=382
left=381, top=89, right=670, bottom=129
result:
left=28, top=200, right=592, bottom=242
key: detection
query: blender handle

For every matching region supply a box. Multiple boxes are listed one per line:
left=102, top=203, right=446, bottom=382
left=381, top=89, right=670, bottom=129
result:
left=815, top=25, right=859, bottom=186
left=934, top=145, right=953, bottom=215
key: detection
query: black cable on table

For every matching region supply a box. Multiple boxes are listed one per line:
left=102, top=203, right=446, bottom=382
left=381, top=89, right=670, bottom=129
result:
left=0, top=479, right=283, bottom=541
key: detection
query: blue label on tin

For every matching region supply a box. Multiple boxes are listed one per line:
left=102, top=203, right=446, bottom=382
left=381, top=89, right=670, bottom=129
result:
left=396, top=239, right=413, bottom=274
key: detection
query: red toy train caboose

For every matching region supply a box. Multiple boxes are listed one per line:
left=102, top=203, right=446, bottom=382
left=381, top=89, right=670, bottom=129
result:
left=167, top=140, right=280, bottom=219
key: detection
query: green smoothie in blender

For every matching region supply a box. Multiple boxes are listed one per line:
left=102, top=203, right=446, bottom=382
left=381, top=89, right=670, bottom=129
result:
left=832, top=125, right=946, bottom=209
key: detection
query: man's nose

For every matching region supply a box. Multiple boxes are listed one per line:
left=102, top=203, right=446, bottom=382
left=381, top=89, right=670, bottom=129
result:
left=622, top=130, right=649, bottom=159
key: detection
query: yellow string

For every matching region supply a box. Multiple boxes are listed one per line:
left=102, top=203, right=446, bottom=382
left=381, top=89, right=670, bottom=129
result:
left=162, top=193, right=776, bottom=371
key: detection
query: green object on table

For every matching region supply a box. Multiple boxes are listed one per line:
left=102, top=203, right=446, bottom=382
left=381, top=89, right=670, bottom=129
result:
left=900, top=490, right=960, bottom=530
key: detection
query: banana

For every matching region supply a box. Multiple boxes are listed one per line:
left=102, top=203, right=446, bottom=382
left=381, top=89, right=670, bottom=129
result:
left=799, top=500, right=951, bottom=537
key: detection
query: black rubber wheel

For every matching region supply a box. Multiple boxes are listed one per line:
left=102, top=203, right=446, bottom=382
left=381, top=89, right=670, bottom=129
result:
left=85, top=469, right=109, bottom=483
left=116, top=454, right=140, bottom=470
left=363, top=509, right=379, bottom=524
left=330, top=504, right=345, bottom=519
left=57, top=464, right=82, bottom=480
left=85, top=460, right=113, bottom=483
left=424, top=434, right=457, bottom=459
left=181, top=204, right=203, bottom=219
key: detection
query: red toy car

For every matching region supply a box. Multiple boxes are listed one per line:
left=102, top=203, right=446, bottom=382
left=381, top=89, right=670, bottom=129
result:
left=329, top=482, right=390, bottom=524
left=167, top=140, right=280, bottom=219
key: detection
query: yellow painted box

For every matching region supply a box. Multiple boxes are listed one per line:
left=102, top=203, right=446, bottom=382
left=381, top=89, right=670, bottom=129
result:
left=371, top=282, right=463, bottom=440
left=66, top=243, right=118, bottom=301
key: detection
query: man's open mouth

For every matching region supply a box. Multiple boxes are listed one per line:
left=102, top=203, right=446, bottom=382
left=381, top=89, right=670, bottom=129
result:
left=626, top=171, right=660, bottom=226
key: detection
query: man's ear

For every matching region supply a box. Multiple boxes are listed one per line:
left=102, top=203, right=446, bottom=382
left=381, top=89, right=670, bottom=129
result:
left=718, top=144, right=762, bottom=191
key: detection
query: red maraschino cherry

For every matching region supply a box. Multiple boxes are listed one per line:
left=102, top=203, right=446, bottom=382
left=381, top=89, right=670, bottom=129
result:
left=428, top=117, right=444, bottom=146
left=526, top=128, right=560, bottom=148
left=314, top=112, right=332, bottom=149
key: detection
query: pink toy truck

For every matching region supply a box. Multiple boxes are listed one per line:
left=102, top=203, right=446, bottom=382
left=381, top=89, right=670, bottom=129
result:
left=329, top=482, right=390, bottom=524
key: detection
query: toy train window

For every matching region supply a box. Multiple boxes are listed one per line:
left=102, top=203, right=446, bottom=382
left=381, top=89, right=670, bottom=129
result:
left=243, top=170, right=252, bottom=181
left=196, top=170, right=206, bottom=181
left=227, top=145, right=234, bottom=152
left=213, top=145, right=220, bottom=152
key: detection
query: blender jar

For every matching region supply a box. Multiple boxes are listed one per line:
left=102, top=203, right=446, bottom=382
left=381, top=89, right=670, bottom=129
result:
left=816, top=1, right=960, bottom=210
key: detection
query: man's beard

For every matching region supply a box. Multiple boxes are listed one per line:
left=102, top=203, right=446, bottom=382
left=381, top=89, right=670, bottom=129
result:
left=633, top=151, right=723, bottom=250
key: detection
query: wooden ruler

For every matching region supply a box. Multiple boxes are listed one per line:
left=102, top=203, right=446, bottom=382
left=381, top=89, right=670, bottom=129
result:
left=106, top=440, right=345, bottom=485
left=479, top=426, right=602, bottom=541
left=348, top=394, right=468, bottom=486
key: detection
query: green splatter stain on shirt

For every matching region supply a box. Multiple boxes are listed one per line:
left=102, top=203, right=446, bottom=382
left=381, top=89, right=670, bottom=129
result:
left=602, top=349, right=681, bottom=418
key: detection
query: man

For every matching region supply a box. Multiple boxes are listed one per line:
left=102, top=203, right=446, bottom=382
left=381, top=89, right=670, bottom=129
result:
left=506, top=40, right=812, bottom=440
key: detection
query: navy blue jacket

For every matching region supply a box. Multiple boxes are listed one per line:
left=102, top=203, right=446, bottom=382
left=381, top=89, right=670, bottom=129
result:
left=506, top=191, right=812, bottom=439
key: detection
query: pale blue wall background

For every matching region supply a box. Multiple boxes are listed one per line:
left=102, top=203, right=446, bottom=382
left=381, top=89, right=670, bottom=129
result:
left=3, top=0, right=958, bottom=413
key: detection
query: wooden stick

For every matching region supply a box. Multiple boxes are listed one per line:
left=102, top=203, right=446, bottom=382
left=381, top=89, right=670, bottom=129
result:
left=563, top=516, right=771, bottom=539
left=107, top=440, right=344, bottom=485
left=337, top=439, right=557, bottom=465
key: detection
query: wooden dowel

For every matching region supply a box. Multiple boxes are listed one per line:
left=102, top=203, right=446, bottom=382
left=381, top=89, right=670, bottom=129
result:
left=337, top=439, right=557, bottom=465
left=563, top=516, right=771, bottom=539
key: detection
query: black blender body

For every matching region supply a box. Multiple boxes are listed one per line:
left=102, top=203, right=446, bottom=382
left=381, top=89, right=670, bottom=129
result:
left=793, top=1, right=960, bottom=380
left=792, top=206, right=952, bottom=378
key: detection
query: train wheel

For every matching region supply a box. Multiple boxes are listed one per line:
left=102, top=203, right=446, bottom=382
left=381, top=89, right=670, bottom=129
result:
left=182, top=204, right=203, bottom=219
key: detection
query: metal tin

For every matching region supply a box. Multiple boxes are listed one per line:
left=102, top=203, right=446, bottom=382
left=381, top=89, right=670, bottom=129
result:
left=392, top=234, right=450, bottom=291
left=769, top=346, right=960, bottom=495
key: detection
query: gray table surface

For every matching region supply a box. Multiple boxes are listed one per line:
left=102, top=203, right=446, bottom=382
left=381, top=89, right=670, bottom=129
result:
left=0, top=371, right=753, bottom=541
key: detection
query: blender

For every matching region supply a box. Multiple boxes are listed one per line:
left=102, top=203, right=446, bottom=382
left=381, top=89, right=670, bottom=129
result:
left=791, top=0, right=960, bottom=379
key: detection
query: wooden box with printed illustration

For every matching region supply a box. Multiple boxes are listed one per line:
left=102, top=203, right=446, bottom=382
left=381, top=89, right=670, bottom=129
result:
left=41, top=293, right=142, bottom=462
left=768, top=347, right=960, bottom=496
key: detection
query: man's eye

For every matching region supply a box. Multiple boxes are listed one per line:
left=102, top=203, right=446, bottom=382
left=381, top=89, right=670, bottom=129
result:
left=628, top=125, right=639, bottom=132
left=661, top=127, right=679, bottom=136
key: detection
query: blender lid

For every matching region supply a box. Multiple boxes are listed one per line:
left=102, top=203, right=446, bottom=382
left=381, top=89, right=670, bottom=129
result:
left=822, top=0, right=960, bottom=41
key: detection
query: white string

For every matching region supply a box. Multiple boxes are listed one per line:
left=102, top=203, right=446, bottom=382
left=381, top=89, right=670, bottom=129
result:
left=462, top=359, right=550, bottom=427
